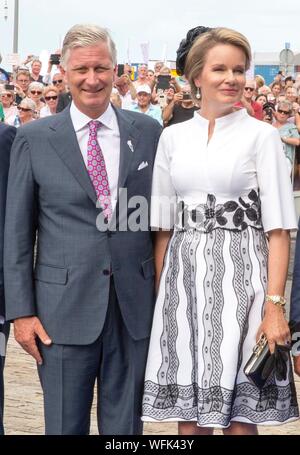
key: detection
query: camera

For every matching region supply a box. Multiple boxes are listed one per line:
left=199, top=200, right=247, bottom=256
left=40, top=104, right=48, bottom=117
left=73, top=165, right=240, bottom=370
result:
left=4, top=84, right=15, bottom=91
left=50, top=54, right=61, bottom=65
left=157, top=75, right=171, bottom=90
left=182, top=93, right=191, bottom=101
left=263, top=102, right=275, bottom=122
left=117, top=64, right=125, bottom=77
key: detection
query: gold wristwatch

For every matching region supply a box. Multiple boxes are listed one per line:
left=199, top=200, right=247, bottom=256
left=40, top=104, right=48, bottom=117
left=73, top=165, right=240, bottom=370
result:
left=265, top=294, right=286, bottom=311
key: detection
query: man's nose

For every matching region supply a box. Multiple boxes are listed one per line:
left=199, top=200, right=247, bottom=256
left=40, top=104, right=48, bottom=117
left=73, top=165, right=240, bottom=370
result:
left=85, top=69, right=99, bottom=85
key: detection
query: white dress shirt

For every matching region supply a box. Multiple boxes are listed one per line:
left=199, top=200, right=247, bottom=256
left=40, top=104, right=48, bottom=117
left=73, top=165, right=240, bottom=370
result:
left=70, top=102, right=120, bottom=211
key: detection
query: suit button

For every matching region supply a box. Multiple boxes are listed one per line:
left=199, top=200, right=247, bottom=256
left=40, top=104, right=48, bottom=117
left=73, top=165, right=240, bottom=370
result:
left=103, top=270, right=111, bottom=276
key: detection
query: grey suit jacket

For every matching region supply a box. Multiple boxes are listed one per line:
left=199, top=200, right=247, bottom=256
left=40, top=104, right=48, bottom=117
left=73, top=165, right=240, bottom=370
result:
left=4, top=107, right=161, bottom=343
left=0, top=123, right=16, bottom=317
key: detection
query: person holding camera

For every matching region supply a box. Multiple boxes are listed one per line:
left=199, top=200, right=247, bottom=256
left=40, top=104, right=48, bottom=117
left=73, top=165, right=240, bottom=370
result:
left=163, top=84, right=198, bottom=126
left=274, top=100, right=300, bottom=177
left=114, top=73, right=137, bottom=109
left=43, top=51, right=62, bottom=86
left=23, top=55, right=44, bottom=83
left=0, top=87, right=18, bottom=124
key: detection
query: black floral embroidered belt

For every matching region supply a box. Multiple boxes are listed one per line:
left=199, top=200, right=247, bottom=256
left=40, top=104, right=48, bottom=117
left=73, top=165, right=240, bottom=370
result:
left=175, top=189, right=263, bottom=233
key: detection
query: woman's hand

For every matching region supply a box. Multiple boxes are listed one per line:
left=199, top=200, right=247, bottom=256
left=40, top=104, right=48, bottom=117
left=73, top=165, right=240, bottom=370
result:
left=293, top=355, right=300, bottom=376
left=256, top=303, right=291, bottom=353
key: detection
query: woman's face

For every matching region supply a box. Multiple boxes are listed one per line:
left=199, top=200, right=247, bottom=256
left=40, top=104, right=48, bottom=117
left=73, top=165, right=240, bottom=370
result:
left=29, top=87, right=43, bottom=103
left=17, top=103, right=33, bottom=122
left=256, top=95, right=267, bottom=106
left=272, top=84, right=281, bottom=97
left=1, top=91, right=14, bottom=107
left=194, top=44, right=246, bottom=112
left=44, top=90, right=58, bottom=111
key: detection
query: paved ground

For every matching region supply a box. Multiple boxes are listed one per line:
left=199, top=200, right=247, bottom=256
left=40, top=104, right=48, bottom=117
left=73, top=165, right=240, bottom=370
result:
left=3, top=237, right=300, bottom=435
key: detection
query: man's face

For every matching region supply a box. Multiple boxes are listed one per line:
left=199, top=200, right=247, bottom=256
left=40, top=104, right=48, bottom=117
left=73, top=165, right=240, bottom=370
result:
left=61, top=42, right=116, bottom=118
left=138, top=65, right=148, bottom=80
left=17, top=74, right=30, bottom=92
left=52, top=73, right=66, bottom=93
left=32, top=62, right=42, bottom=76
left=243, top=80, right=255, bottom=101
left=137, top=92, right=151, bottom=109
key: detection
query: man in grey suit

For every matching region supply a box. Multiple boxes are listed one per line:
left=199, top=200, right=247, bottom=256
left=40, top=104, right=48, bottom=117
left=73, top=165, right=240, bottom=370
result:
left=4, top=24, right=161, bottom=435
left=0, top=122, right=16, bottom=434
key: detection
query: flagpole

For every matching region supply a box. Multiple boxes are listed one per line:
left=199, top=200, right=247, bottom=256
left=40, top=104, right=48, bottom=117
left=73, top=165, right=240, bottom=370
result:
left=13, top=0, right=19, bottom=53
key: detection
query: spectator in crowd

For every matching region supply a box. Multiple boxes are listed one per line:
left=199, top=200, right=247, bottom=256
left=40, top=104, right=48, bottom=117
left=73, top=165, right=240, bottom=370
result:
left=133, top=64, right=150, bottom=89
left=270, top=81, right=282, bottom=100
left=258, top=85, right=271, bottom=97
left=0, top=121, right=16, bottom=435
left=255, top=93, right=267, bottom=107
left=236, top=79, right=263, bottom=120
left=8, top=98, right=36, bottom=127
left=22, top=56, right=44, bottom=83
left=40, top=85, right=59, bottom=118
left=163, top=84, right=198, bottom=126
left=154, top=61, right=164, bottom=76
left=130, top=84, right=163, bottom=125
left=142, top=26, right=298, bottom=435
left=55, top=72, right=72, bottom=113
left=285, top=87, right=300, bottom=114
left=14, top=70, right=31, bottom=104
left=114, top=73, right=137, bottom=109
left=274, top=100, right=300, bottom=176
left=42, top=51, right=62, bottom=85
left=147, top=69, right=156, bottom=89
left=255, top=74, right=265, bottom=91
left=52, top=73, right=66, bottom=93
left=0, top=88, right=18, bottom=124
left=31, top=59, right=44, bottom=83
left=285, top=76, right=295, bottom=89
left=28, top=82, right=45, bottom=117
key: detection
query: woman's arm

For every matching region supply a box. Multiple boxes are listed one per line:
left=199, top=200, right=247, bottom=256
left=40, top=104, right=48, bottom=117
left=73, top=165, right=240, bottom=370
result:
left=154, top=230, right=172, bottom=293
left=257, top=229, right=291, bottom=353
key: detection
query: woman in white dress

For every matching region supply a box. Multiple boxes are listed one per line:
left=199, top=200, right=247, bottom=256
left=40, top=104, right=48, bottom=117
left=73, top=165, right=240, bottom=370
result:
left=142, top=28, right=299, bottom=435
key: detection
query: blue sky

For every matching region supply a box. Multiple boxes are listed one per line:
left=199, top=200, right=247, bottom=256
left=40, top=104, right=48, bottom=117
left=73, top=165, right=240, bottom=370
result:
left=0, top=0, right=300, bottom=69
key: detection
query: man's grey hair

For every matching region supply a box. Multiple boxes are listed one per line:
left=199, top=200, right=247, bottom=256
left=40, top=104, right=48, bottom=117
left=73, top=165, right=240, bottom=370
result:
left=60, top=24, right=117, bottom=68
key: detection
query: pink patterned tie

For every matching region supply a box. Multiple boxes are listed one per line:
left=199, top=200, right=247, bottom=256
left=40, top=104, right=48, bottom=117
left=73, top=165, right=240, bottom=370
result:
left=87, top=120, right=112, bottom=221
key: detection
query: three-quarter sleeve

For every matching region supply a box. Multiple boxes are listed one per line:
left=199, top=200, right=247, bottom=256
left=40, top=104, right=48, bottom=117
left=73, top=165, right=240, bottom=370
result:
left=151, top=128, right=177, bottom=230
left=256, top=127, right=297, bottom=232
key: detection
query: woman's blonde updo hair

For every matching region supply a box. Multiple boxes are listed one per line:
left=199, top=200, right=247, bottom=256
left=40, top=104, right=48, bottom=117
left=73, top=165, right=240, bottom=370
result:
left=184, top=27, right=252, bottom=100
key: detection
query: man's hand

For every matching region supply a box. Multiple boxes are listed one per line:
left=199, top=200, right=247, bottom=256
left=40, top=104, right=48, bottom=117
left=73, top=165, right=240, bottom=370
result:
left=293, top=355, right=300, bottom=377
left=14, top=316, right=52, bottom=365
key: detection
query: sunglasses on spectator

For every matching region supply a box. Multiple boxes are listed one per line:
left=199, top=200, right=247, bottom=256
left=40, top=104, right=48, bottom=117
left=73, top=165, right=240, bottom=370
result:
left=17, top=106, right=32, bottom=112
left=1, top=93, right=13, bottom=97
left=277, top=109, right=290, bottom=115
left=244, top=87, right=255, bottom=92
left=30, top=90, right=42, bottom=95
left=53, top=80, right=63, bottom=85
left=45, top=95, right=58, bottom=101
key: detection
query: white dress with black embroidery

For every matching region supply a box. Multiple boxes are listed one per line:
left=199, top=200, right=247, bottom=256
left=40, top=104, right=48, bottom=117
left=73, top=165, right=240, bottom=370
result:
left=142, top=109, right=299, bottom=428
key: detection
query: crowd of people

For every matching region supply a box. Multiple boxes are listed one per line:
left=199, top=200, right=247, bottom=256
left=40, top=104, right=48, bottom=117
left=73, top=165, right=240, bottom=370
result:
left=1, top=23, right=300, bottom=437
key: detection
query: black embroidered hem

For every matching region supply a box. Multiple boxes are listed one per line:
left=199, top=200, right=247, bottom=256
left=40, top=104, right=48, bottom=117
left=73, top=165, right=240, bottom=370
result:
left=143, top=381, right=299, bottom=427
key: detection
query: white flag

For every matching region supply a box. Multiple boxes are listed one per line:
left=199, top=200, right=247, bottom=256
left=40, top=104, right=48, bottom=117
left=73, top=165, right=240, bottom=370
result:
left=140, top=42, right=150, bottom=65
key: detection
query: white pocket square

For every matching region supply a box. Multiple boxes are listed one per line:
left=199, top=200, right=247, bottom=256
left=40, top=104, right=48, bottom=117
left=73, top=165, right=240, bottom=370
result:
left=138, top=161, right=149, bottom=171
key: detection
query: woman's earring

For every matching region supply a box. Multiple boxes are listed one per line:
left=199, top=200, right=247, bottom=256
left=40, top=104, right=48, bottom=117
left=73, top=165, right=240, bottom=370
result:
left=196, top=87, right=201, bottom=100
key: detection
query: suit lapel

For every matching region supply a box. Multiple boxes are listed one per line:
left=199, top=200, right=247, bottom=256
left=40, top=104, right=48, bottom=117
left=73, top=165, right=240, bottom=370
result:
left=114, top=107, right=141, bottom=190
left=48, top=109, right=97, bottom=205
